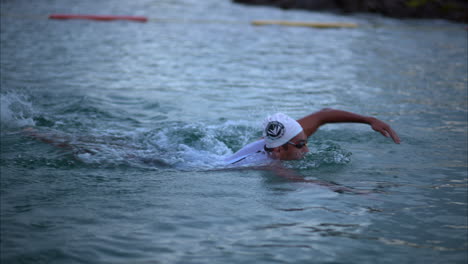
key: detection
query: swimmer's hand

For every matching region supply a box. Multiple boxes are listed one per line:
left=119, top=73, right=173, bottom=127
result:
left=368, top=117, right=401, bottom=144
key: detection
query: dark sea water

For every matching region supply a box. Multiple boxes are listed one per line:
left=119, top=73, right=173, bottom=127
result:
left=1, top=0, right=467, bottom=263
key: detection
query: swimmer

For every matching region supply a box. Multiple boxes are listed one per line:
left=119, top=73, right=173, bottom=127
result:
left=225, top=108, right=400, bottom=167
left=23, top=109, right=399, bottom=193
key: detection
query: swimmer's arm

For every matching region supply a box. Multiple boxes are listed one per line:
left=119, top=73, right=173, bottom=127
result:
left=297, top=108, right=400, bottom=143
left=23, top=127, right=72, bottom=148
left=23, top=127, right=97, bottom=154
left=268, top=165, right=369, bottom=194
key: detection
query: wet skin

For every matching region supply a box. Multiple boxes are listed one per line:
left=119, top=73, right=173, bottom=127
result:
left=271, top=131, right=309, bottom=161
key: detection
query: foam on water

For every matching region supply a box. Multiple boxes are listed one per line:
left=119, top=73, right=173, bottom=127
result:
left=0, top=88, right=359, bottom=173
left=0, top=92, right=35, bottom=130
left=13, top=101, right=355, bottom=171
left=22, top=121, right=254, bottom=171
left=3, top=90, right=353, bottom=171
left=284, top=141, right=352, bottom=170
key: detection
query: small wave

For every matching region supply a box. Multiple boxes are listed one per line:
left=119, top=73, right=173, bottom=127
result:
left=0, top=92, right=35, bottom=129
left=285, top=141, right=352, bottom=169
left=141, top=121, right=254, bottom=170
left=23, top=121, right=253, bottom=171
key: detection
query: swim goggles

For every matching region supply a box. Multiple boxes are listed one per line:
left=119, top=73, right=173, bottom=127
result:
left=287, top=140, right=308, bottom=149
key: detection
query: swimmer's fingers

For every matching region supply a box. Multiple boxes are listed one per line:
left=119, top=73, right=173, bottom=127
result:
left=386, top=126, right=401, bottom=144
left=370, top=118, right=401, bottom=144
left=376, top=123, right=400, bottom=144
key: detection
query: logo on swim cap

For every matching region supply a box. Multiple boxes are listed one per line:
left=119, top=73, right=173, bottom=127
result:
left=265, top=121, right=285, bottom=140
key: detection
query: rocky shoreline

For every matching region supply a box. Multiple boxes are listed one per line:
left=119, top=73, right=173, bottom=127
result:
left=233, top=0, right=468, bottom=23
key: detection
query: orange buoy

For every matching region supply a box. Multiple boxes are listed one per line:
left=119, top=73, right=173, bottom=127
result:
left=49, top=14, right=148, bottom=22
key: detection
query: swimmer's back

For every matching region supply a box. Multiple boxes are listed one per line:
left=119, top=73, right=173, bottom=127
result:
left=224, top=139, right=272, bottom=167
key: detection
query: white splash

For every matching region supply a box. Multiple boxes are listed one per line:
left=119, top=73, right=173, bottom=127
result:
left=0, top=92, right=35, bottom=129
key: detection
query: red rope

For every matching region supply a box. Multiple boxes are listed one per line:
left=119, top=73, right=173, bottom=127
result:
left=49, top=14, right=148, bottom=22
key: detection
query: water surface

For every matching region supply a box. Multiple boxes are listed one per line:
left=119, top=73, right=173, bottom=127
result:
left=1, top=0, right=467, bottom=263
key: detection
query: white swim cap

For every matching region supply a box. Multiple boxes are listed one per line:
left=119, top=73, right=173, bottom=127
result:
left=263, top=113, right=303, bottom=148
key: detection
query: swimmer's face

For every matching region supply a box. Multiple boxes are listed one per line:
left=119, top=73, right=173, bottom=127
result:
left=275, top=131, right=309, bottom=160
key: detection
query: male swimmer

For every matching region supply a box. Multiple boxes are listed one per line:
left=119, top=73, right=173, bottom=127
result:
left=225, top=108, right=400, bottom=167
